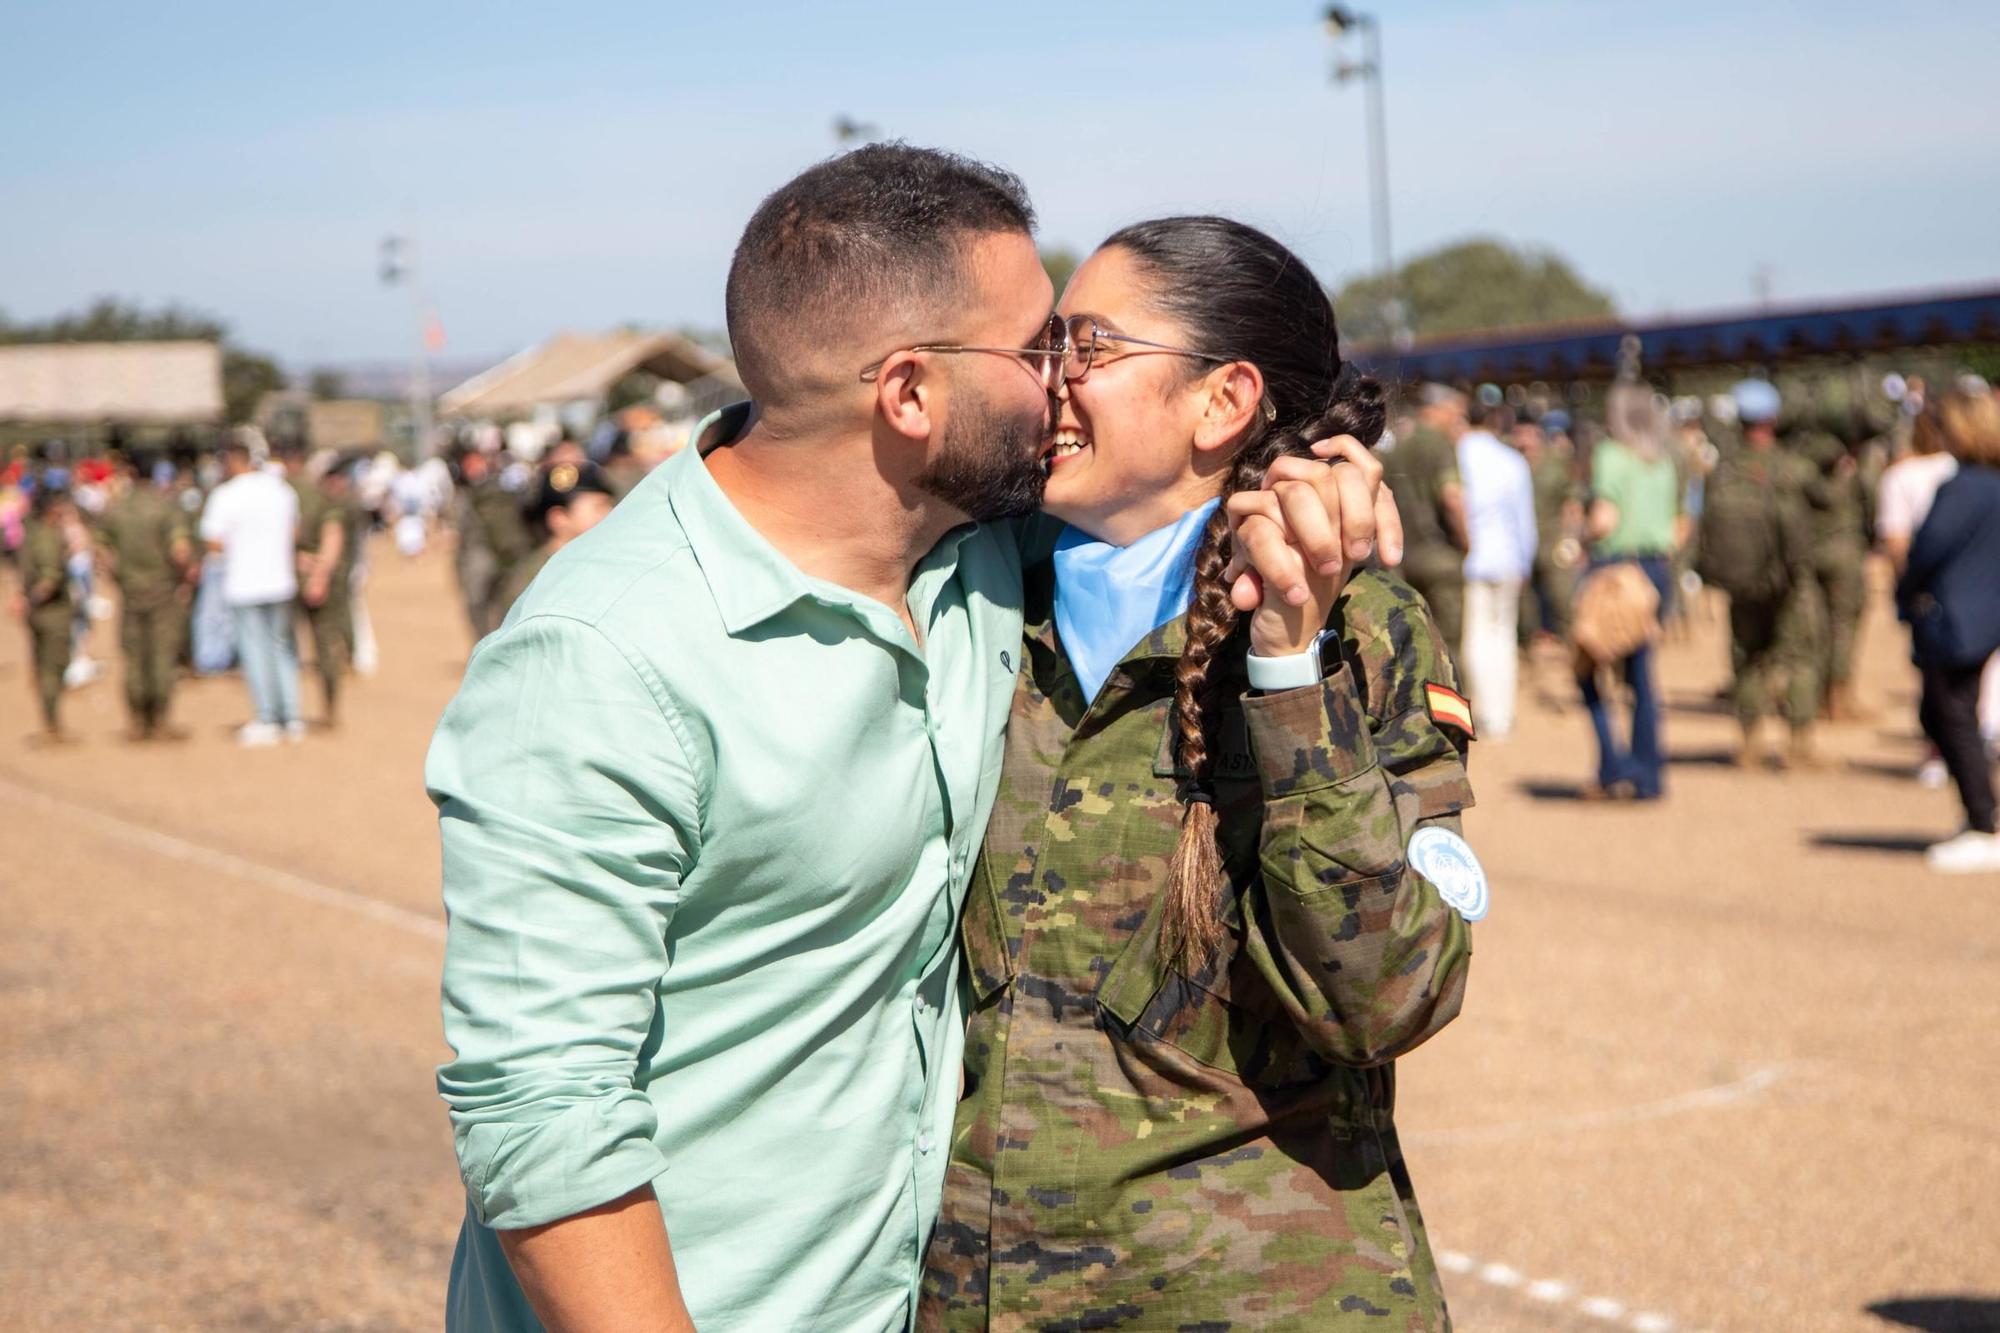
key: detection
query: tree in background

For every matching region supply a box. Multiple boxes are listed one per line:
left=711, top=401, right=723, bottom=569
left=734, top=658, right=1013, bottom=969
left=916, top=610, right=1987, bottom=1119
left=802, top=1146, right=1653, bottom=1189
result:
left=0, top=297, right=286, bottom=424
left=1334, top=238, right=1617, bottom=346
left=308, top=369, right=347, bottom=400
left=1041, top=248, right=1079, bottom=299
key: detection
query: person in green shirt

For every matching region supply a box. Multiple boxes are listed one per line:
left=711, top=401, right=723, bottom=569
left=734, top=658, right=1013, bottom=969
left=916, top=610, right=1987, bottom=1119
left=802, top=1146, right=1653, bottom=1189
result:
left=95, top=449, right=196, bottom=739
left=920, top=217, right=1473, bottom=1332
left=15, top=485, right=77, bottom=743
left=430, top=149, right=1388, bottom=1333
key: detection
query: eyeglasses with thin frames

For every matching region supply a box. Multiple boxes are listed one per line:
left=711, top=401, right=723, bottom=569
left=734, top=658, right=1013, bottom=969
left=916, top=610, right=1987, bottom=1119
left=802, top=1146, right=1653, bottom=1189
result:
left=857, top=312, right=1258, bottom=407
left=859, top=312, right=1070, bottom=391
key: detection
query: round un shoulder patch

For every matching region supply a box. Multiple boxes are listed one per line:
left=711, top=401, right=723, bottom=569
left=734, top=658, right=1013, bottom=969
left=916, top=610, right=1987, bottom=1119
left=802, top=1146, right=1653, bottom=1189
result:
left=1406, top=826, right=1489, bottom=922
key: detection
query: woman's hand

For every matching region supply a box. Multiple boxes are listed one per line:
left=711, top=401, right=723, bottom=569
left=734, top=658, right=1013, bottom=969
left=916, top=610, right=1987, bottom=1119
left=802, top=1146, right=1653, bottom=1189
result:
left=1222, top=436, right=1401, bottom=656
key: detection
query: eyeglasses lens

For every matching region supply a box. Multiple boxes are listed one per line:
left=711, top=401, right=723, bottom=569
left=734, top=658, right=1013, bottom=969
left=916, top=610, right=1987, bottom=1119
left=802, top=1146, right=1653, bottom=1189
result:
left=1062, top=315, right=1095, bottom=385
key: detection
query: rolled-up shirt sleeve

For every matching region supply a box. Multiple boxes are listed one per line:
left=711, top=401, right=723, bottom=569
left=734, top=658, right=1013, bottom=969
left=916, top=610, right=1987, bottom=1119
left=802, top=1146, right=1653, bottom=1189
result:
left=427, top=613, right=701, bottom=1231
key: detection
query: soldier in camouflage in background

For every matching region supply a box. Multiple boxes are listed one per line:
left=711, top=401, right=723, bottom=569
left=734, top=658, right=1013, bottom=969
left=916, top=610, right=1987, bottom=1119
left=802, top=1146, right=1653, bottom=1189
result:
left=1698, top=380, right=1823, bottom=768
left=1796, top=428, right=1875, bottom=720
left=96, top=449, right=195, bottom=739
left=922, top=217, right=1476, bottom=1333
left=296, top=452, right=365, bottom=726
left=449, top=443, right=533, bottom=640
left=1380, top=384, right=1470, bottom=662
left=15, top=485, right=78, bottom=743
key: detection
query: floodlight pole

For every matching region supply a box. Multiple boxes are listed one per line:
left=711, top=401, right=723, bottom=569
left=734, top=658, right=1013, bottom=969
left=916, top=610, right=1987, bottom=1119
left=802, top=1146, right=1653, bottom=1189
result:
left=1326, top=8, right=1402, bottom=345
left=380, top=234, right=437, bottom=459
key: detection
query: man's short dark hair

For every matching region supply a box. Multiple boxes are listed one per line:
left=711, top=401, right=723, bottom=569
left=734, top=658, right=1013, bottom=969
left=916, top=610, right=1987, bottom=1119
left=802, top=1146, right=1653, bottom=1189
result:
left=724, top=143, right=1035, bottom=407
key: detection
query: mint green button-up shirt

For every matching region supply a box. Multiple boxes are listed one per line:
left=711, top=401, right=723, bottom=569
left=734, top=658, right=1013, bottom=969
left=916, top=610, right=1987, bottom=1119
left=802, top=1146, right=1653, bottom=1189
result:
left=429, top=405, right=1023, bottom=1332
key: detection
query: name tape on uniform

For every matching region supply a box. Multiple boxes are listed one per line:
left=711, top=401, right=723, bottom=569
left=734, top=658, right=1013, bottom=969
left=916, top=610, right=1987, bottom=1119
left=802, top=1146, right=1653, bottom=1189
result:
left=1407, top=826, right=1489, bottom=922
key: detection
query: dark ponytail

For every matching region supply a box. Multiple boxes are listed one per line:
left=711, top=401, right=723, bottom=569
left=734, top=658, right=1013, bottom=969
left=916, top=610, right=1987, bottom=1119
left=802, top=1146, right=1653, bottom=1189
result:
left=1100, top=216, right=1384, bottom=968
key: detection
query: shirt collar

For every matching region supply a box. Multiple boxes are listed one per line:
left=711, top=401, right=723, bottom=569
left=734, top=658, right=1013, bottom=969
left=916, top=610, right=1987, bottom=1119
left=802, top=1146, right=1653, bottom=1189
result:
left=668, top=402, right=975, bottom=639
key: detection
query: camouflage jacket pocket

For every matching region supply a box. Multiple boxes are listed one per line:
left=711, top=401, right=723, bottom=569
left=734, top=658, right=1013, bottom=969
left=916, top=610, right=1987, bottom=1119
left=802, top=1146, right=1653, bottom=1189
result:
left=960, top=854, right=1016, bottom=1003
left=1097, top=886, right=1330, bottom=1091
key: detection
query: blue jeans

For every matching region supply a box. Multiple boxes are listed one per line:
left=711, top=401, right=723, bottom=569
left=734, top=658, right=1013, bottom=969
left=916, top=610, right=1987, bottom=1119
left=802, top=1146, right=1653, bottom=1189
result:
left=232, top=600, right=301, bottom=726
left=1580, top=555, right=1671, bottom=798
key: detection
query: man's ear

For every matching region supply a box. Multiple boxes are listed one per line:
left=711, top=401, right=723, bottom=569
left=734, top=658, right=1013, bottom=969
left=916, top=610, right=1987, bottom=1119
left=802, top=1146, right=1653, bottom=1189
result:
left=1193, top=361, right=1266, bottom=455
left=874, top=351, right=935, bottom=445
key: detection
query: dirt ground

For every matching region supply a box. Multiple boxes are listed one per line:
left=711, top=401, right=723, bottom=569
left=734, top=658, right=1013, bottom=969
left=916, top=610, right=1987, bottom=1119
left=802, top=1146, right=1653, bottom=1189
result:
left=2, top=538, right=1995, bottom=1333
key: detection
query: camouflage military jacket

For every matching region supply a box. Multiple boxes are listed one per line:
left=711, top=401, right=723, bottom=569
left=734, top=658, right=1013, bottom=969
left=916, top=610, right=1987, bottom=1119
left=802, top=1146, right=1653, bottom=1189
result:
left=16, top=521, right=73, bottom=625
left=98, top=488, right=190, bottom=609
left=1381, top=425, right=1463, bottom=584
left=920, top=564, right=1476, bottom=1332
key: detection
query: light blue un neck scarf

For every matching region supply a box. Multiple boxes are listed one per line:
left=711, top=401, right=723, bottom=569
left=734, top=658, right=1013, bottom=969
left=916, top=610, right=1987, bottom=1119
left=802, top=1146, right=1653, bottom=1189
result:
left=1052, top=498, right=1221, bottom=703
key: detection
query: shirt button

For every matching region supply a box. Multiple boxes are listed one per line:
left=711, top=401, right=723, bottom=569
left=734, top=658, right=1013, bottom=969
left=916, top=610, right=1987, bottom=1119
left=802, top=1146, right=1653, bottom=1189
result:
left=914, top=995, right=930, bottom=1015
left=917, top=1130, right=935, bottom=1154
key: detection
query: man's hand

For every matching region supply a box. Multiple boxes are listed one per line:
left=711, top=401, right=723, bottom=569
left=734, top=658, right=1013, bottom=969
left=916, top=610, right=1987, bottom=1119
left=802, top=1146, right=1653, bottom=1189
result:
left=497, top=1186, right=696, bottom=1333
left=303, top=573, right=330, bottom=609
left=1220, top=436, right=1402, bottom=656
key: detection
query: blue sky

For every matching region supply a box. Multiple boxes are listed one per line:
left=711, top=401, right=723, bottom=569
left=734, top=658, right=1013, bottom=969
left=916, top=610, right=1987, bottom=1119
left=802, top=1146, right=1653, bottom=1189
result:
left=4, top=1, right=1995, bottom=368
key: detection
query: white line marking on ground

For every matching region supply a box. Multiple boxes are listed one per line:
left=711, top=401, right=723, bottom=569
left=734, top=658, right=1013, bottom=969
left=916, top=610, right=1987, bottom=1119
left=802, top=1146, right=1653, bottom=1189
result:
left=1443, top=1245, right=1705, bottom=1333
left=1406, top=1063, right=1787, bottom=1145
left=0, top=775, right=443, bottom=942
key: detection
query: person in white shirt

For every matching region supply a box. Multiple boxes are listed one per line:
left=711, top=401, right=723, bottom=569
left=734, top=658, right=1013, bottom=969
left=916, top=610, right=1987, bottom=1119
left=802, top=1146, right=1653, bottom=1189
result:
left=1456, top=399, right=1538, bottom=738
left=199, top=439, right=302, bottom=746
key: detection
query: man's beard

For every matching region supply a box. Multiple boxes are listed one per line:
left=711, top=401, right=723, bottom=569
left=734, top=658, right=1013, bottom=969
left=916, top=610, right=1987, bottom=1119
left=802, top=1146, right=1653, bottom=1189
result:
left=913, top=387, right=1049, bottom=523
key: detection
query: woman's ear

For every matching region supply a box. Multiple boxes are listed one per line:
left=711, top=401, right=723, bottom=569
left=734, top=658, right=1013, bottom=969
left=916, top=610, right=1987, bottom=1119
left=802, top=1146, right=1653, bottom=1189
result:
left=1192, top=361, right=1267, bottom=455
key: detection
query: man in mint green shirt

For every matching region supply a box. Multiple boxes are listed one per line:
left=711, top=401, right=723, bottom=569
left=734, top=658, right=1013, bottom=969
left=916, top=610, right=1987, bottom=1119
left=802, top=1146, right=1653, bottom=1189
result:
left=431, top=147, right=1063, bottom=1333
left=430, top=147, right=1389, bottom=1333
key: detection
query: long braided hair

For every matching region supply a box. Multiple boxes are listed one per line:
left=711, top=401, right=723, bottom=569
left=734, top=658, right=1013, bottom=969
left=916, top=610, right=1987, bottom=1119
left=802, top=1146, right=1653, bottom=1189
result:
left=1100, top=217, right=1388, bottom=968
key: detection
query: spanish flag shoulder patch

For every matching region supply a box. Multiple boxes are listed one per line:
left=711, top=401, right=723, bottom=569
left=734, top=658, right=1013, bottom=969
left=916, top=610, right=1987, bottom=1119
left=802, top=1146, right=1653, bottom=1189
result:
left=1424, top=683, right=1475, bottom=739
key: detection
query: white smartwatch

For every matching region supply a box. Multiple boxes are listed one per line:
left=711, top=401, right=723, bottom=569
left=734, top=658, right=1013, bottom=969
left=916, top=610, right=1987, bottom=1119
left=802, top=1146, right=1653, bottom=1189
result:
left=1246, top=628, right=1337, bottom=692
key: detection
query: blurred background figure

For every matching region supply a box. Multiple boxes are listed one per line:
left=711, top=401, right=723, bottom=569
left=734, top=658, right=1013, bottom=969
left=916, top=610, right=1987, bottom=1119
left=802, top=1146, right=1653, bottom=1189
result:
left=297, top=450, right=365, bottom=728
left=15, top=483, right=78, bottom=743
left=1797, top=425, right=1875, bottom=721
left=95, top=448, right=196, bottom=740
left=1381, top=383, right=1470, bottom=663
left=200, top=436, right=303, bottom=746
left=1878, top=387, right=1964, bottom=788
left=1457, top=389, right=1536, bottom=739
left=1896, top=377, right=2000, bottom=873
left=489, top=459, right=616, bottom=623
left=57, top=462, right=104, bottom=690
left=1698, top=379, right=1822, bottom=768
left=448, top=441, right=532, bottom=640
left=1573, top=385, right=1683, bottom=801
left=1517, top=408, right=1583, bottom=647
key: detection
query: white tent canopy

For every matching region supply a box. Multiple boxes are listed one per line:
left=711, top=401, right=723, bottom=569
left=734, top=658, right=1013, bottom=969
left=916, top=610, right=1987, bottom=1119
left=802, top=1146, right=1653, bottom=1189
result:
left=440, top=331, right=739, bottom=420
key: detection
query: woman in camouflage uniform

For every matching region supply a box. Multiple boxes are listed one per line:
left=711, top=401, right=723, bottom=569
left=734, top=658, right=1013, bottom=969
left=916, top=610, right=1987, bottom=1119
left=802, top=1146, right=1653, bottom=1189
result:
left=921, top=218, right=1481, bottom=1332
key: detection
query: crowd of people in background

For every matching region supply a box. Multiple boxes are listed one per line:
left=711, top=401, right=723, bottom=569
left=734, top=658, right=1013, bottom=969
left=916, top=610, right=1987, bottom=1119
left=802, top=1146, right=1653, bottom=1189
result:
left=0, top=407, right=680, bottom=747
left=8, top=366, right=1998, bottom=872
left=1374, top=367, right=2000, bottom=873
